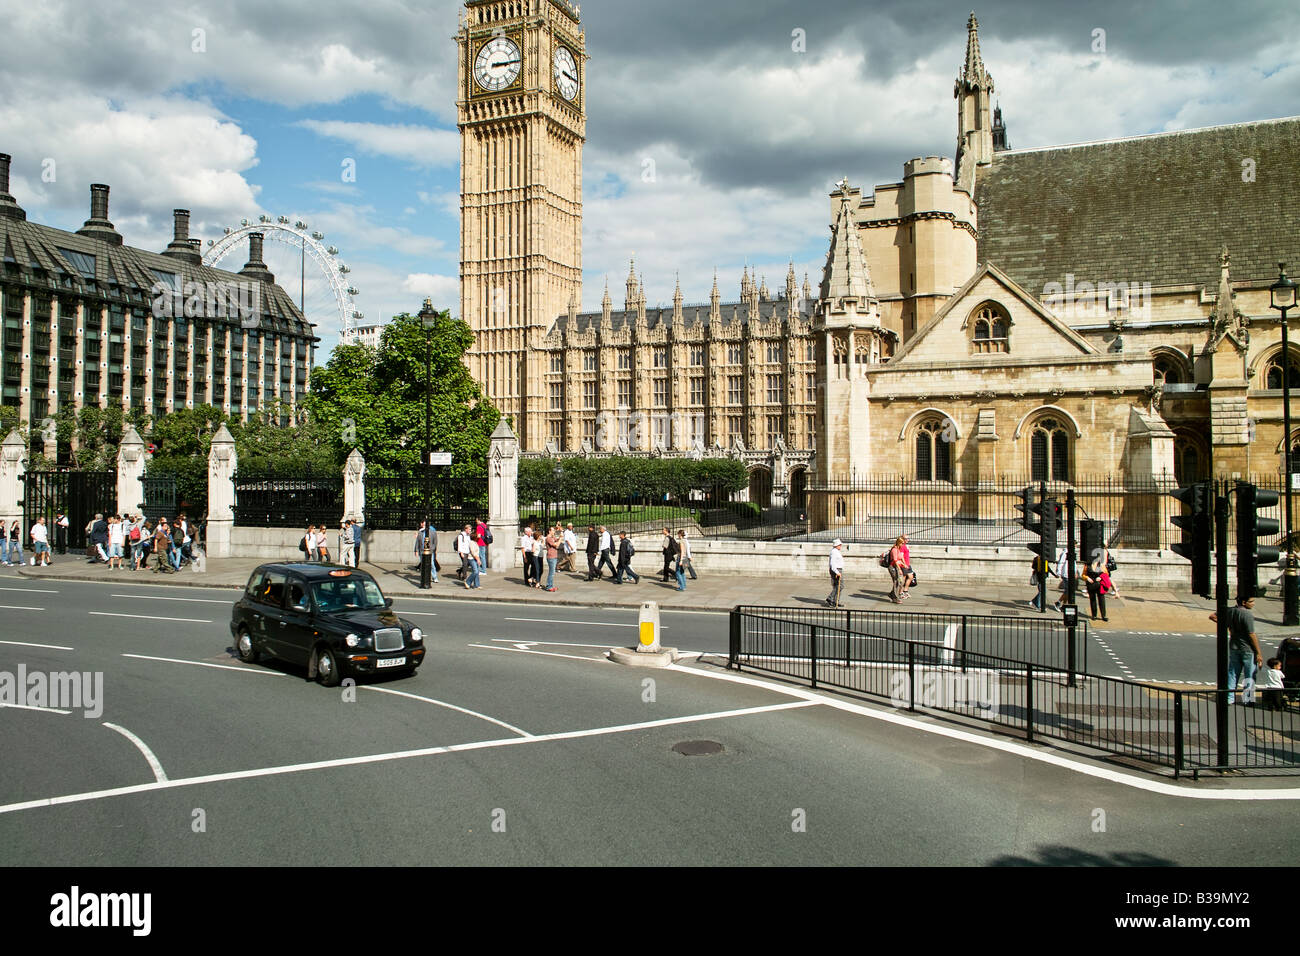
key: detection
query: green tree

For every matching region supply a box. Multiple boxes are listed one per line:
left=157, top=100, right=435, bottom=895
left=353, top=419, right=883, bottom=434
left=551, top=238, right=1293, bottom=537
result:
left=306, top=309, right=500, bottom=477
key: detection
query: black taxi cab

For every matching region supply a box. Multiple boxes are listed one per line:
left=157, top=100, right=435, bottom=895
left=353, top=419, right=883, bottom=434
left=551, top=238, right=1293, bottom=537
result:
left=230, top=563, right=425, bottom=685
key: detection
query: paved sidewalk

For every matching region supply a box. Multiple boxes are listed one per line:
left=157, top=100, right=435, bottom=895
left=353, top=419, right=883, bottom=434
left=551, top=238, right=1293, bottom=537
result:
left=13, top=551, right=1298, bottom=638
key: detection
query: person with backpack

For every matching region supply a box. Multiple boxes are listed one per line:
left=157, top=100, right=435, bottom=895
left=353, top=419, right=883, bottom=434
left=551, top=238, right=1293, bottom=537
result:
left=597, top=525, right=617, bottom=580
left=585, top=525, right=600, bottom=581
left=660, top=528, right=675, bottom=582
left=615, top=531, right=639, bottom=584
left=1080, top=548, right=1113, bottom=621
left=475, top=518, right=490, bottom=572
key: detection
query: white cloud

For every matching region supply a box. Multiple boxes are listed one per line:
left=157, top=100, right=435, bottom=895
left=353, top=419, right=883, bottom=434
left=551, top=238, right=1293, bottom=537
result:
left=296, top=120, right=459, bottom=167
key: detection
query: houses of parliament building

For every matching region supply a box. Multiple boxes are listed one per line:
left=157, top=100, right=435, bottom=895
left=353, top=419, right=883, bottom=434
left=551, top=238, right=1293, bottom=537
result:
left=458, top=0, right=1299, bottom=515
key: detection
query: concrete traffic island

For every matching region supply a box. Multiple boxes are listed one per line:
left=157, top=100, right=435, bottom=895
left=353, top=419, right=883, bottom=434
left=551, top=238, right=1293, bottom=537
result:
left=608, top=600, right=679, bottom=667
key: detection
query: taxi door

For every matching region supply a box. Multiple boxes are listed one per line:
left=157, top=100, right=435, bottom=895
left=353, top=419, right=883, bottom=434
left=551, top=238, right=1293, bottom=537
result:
left=278, top=575, right=318, bottom=666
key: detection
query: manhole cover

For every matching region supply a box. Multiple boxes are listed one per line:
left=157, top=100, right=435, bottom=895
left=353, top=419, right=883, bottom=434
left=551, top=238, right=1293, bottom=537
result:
left=672, top=740, right=724, bottom=756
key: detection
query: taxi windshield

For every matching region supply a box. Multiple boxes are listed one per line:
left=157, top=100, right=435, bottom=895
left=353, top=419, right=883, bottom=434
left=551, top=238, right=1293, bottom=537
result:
left=310, top=576, right=387, bottom=613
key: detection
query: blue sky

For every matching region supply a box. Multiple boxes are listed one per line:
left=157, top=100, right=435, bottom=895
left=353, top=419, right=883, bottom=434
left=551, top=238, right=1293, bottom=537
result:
left=1, top=0, right=1297, bottom=358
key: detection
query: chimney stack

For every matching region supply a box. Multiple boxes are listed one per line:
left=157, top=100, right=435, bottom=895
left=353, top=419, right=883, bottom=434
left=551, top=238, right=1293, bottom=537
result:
left=162, top=208, right=203, bottom=265
left=76, top=182, right=122, bottom=245
left=0, top=153, right=26, bottom=221
left=239, top=231, right=275, bottom=284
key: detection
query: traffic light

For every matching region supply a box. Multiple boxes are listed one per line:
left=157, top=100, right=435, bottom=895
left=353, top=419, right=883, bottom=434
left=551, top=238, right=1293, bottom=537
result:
left=1169, top=481, right=1211, bottom=598
left=1026, top=497, right=1061, bottom=564
left=1015, top=486, right=1034, bottom=531
left=1236, top=481, right=1281, bottom=599
left=1080, top=518, right=1105, bottom=567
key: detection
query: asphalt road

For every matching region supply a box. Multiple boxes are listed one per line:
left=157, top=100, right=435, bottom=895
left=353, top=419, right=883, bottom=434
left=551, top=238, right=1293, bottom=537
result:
left=1, top=574, right=1296, bottom=865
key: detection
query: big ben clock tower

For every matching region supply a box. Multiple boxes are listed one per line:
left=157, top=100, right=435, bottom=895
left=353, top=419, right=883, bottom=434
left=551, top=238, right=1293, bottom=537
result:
left=457, top=0, right=586, bottom=448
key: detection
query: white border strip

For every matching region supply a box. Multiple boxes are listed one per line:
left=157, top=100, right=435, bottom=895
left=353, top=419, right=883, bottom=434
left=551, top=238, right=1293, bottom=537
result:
left=0, top=640, right=74, bottom=651
left=362, top=685, right=533, bottom=738
left=103, top=722, right=168, bottom=783
left=91, top=611, right=212, bottom=623
left=0, top=701, right=816, bottom=816
left=121, top=654, right=286, bottom=676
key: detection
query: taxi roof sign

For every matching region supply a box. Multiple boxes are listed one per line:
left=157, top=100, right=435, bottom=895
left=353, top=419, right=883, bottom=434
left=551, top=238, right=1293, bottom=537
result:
left=328, top=569, right=353, bottom=577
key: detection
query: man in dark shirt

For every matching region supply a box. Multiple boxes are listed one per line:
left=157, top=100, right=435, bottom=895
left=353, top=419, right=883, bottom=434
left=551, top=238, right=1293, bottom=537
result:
left=615, top=532, right=639, bottom=584
left=1210, top=595, right=1264, bottom=704
left=90, top=513, right=109, bottom=564
left=585, top=525, right=600, bottom=581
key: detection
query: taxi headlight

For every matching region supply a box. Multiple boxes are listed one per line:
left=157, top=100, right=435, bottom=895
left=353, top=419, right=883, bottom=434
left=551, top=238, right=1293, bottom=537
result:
left=345, top=633, right=362, bottom=648
left=410, top=627, right=423, bottom=642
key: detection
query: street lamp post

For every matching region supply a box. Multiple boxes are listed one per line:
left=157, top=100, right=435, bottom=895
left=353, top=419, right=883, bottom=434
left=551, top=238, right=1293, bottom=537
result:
left=418, top=299, right=438, bottom=590
left=1270, top=264, right=1298, bottom=626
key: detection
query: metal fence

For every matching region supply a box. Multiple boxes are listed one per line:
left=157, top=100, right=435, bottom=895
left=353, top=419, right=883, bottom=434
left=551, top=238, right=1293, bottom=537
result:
left=804, top=474, right=1288, bottom=548
left=364, top=472, right=488, bottom=532
left=141, top=475, right=177, bottom=517
left=520, top=481, right=806, bottom=539
left=232, top=472, right=344, bottom=528
left=20, top=470, right=115, bottom=553
left=733, top=605, right=1087, bottom=674
left=727, top=607, right=1299, bottom=776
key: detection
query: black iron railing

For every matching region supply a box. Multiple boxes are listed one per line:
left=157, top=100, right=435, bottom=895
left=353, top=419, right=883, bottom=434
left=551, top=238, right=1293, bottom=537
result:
left=232, top=471, right=343, bottom=528
left=364, top=472, right=488, bottom=532
left=728, top=606, right=1299, bottom=776
left=20, top=470, right=116, bottom=552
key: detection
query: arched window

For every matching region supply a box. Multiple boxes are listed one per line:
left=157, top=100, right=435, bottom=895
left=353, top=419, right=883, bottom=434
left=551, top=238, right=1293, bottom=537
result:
left=1030, top=417, right=1070, bottom=482
left=835, top=496, right=847, bottom=519
left=1262, top=351, right=1300, bottom=390
left=914, top=419, right=953, bottom=482
left=1173, top=428, right=1209, bottom=483
left=1154, top=357, right=1183, bottom=386
left=970, top=304, right=1010, bottom=354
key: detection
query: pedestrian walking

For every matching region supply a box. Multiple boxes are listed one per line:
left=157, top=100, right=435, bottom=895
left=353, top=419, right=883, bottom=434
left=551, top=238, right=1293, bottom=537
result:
left=585, top=524, right=600, bottom=580
left=660, top=527, right=675, bottom=582
left=425, top=522, right=439, bottom=583
left=457, top=524, right=473, bottom=582
left=1081, top=548, right=1111, bottom=621
left=89, top=513, right=109, bottom=564
left=561, top=523, right=577, bottom=572
left=30, top=517, right=51, bottom=566
left=520, top=525, right=535, bottom=586
left=1050, top=545, right=1070, bottom=611
left=475, top=517, right=490, bottom=572
left=0, top=519, right=8, bottom=566
left=351, top=519, right=363, bottom=566
left=1210, top=595, right=1263, bottom=704
left=826, top=538, right=845, bottom=607
left=888, top=536, right=909, bottom=603
left=530, top=529, right=545, bottom=587
left=465, top=537, right=482, bottom=589
left=543, top=525, right=560, bottom=591
left=151, top=519, right=173, bottom=573
left=316, top=523, right=330, bottom=564
left=615, top=531, right=639, bottom=583
left=340, top=520, right=354, bottom=569
left=106, top=515, right=124, bottom=569
left=8, top=519, right=23, bottom=566
left=677, top=530, right=697, bottom=580
left=597, top=525, right=617, bottom=579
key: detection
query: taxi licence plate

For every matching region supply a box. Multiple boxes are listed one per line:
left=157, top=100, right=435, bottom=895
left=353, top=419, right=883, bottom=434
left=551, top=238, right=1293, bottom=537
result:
left=376, top=656, right=406, bottom=668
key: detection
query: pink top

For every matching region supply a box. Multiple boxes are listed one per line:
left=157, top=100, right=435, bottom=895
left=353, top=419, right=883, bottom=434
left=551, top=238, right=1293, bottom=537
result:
left=890, top=545, right=907, bottom=567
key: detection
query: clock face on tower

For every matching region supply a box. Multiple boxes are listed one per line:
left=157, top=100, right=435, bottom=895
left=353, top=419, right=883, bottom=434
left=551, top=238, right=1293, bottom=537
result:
left=553, top=45, right=579, bottom=101
left=473, top=36, right=522, bottom=92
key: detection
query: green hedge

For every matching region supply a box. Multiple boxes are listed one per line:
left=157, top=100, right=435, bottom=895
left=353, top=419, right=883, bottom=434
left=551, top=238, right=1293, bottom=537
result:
left=519, top=456, right=747, bottom=504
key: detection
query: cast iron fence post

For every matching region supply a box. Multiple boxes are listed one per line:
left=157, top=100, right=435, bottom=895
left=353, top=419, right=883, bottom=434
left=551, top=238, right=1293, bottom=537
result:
left=810, top=625, right=819, bottom=689
left=907, top=640, right=916, bottom=712
left=1173, top=690, right=1184, bottom=779
left=728, top=610, right=740, bottom=670
left=960, top=614, right=968, bottom=673
left=1025, top=661, right=1035, bottom=743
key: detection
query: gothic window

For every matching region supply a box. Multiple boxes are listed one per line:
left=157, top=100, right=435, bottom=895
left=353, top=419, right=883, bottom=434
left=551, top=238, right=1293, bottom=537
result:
left=690, top=345, right=705, bottom=366
left=1153, top=356, right=1184, bottom=386
left=549, top=354, right=562, bottom=373
left=766, top=415, right=781, bottom=448
left=970, top=303, right=1010, bottom=354
left=727, top=376, right=743, bottom=405
left=582, top=380, right=596, bottom=409
left=806, top=341, right=815, bottom=361
left=583, top=351, right=598, bottom=372
left=1173, top=429, right=1208, bottom=483
left=582, top=418, right=596, bottom=444
left=806, top=373, right=816, bottom=403
left=766, top=342, right=783, bottom=363
left=727, top=344, right=743, bottom=365
left=1262, top=350, right=1300, bottom=390
left=766, top=374, right=783, bottom=404
left=617, top=349, right=631, bottom=370
left=652, top=378, right=667, bottom=407
left=914, top=419, right=953, bottom=482
left=652, top=347, right=667, bottom=368
left=549, top=382, right=563, bottom=410
left=1030, top=416, right=1070, bottom=482
left=835, top=497, right=847, bottom=519
left=689, top=377, right=704, bottom=405
left=617, top=379, right=631, bottom=407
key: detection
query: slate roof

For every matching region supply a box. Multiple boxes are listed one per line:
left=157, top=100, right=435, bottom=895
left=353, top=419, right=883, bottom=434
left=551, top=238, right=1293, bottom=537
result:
left=976, top=116, right=1300, bottom=293
left=551, top=295, right=815, bottom=337
left=0, top=215, right=315, bottom=339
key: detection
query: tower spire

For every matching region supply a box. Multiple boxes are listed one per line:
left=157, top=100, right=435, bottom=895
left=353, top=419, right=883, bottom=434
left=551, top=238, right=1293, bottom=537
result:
left=954, top=11, right=996, bottom=194
left=962, top=12, right=988, bottom=87
left=818, top=185, right=878, bottom=318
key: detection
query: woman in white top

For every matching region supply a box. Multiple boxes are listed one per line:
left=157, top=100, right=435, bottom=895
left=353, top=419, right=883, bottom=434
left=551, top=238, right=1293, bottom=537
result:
left=107, top=516, right=125, bottom=570
left=531, top=531, right=544, bottom=588
left=315, top=526, right=330, bottom=564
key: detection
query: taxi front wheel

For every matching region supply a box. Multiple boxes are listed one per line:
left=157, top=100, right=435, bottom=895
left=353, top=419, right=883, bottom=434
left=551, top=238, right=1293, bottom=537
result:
left=235, top=628, right=259, bottom=664
left=315, top=646, right=342, bottom=687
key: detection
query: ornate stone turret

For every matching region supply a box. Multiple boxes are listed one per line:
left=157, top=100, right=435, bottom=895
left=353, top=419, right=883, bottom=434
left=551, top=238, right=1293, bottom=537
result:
left=709, top=270, right=721, bottom=321
left=601, top=279, right=612, bottom=323
left=625, top=258, right=638, bottom=311
left=672, top=273, right=683, bottom=322
left=759, top=275, right=770, bottom=301
left=954, top=12, right=995, bottom=194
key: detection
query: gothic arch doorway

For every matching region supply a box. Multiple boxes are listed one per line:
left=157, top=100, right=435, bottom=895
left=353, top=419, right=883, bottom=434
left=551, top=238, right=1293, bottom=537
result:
left=748, top=466, right=773, bottom=509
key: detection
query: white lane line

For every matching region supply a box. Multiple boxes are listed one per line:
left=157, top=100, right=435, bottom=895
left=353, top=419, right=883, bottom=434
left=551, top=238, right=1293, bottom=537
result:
left=0, top=605, right=44, bottom=611
left=468, top=643, right=609, bottom=664
left=103, top=722, right=168, bottom=783
left=0, top=639, right=74, bottom=651
left=0, top=587, right=59, bottom=593
left=121, top=653, right=286, bottom=677
left=0, top=700, right=818, bottom=816
left=91, top=611, right=212, bottom=624
left=397, top=611, right=439, bottom=617
left=490, top=638, right=620, bottom=650
left=362, top=685, right=532, bottom=738
left=504, top=617, right=667, bottom=629
left=110, top=594, right=229, bottom=605
left=0, top=702, right=71, bottom=715
left=664, top=662, right=1300, bottom=801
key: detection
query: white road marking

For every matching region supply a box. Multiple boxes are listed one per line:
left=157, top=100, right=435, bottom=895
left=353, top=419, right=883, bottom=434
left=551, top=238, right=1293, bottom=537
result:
left=0, top=605, right=44, bottom=611
left=491, top=638, right=621, bottom=650
left=110, top=593, right=229, bottom=605
left=397, top=611, right=439, bottom=617
left=0, top=639, right=73, bottom=651
left=0, top=587, right=59, bottom=593
left=103, top=722, right=168, bottom=783
left=362, top=685, right=532, bottom=738
left=504, top=617, right=667, bottom=629
left=91, top=611, right=212, bottom=623
left=0, top=700, right=817, bottom=816
left=121, top=653, right=286, bottom=676
left=666, top=662, right=1300, bottom=801
left=0, top=702, right=71, bottom=715
left=468, top=643, right=610, bottom=664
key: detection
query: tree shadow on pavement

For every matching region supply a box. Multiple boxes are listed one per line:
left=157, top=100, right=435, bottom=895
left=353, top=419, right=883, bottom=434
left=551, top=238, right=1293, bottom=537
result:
left=988, top=846, right=1173, bottom=866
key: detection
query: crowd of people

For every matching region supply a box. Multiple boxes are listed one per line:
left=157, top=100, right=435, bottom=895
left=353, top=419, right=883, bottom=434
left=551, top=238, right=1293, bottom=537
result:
left=0, top=512, right=203, bottom=572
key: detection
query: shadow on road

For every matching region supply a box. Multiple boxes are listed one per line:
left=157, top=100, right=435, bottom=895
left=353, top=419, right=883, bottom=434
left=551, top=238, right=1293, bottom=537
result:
left=987, top=846, right=1174, bottom=866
